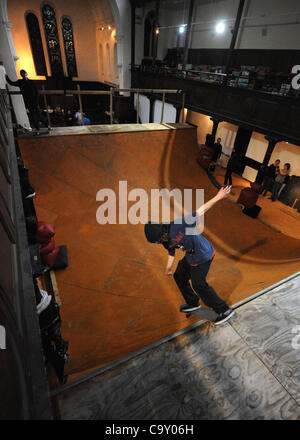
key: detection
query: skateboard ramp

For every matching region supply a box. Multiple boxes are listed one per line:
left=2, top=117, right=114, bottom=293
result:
left=18, top=123, right=300, bottom=383
left=57, top=274, right=300, bottom=420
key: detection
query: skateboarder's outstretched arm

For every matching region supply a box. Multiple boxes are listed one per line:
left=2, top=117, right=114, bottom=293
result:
left=196, top=185, right=231, bottom=219
left=165, top=187, right=231, bottom=275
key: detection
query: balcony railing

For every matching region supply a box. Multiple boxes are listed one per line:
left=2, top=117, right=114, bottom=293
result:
left=132, top=64, right=299, bottom=99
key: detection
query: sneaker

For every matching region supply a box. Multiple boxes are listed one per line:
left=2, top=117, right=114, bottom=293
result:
left=214, top=308, right=235, bottom=325
left=23, top=186, right=36, bottom=199
left=180, top=303, right=202, bottom=313
left=37, top=290, right=52, bottom=315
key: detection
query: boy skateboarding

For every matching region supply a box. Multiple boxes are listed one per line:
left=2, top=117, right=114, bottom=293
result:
left=144, top=185, right=235, bottom=325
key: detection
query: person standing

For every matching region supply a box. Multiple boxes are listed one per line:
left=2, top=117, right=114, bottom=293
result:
left=64, top=108, right=76, bottom=126
left=75, top=109, right=83, bottom=125
left=224, top=148, right=238, bottom=186
left=6, top=69, right=50, bottom=134
left=144, top=186, right=235, bottom=325
left=261, top=159, right=280, bottom=196
left=271, top=163, right=291, bottom=201
left=209, top=137, right=223, bottom=173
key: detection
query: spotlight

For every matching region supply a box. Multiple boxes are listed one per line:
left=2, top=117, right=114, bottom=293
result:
left=179, top=25, right=185, bottom=34
left=156, top=28, right=160, bottom=35
left=108, top=25, right=112, bottom=30
left=216, top=22, right=225, bottom=33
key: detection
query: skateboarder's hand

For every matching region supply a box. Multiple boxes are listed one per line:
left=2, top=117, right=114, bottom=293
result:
left=165, top=268, right=173, bottom=276
left=217, top=185, right=231, bottom=199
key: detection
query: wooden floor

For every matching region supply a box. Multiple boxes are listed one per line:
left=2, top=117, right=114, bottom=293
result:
left=18, top=124, right=300, bottom=386
left=213, top=168, right=300, bottom=240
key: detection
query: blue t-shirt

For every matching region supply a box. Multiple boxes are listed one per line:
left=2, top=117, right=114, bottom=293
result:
left=163, top=211, right=215, bottom=266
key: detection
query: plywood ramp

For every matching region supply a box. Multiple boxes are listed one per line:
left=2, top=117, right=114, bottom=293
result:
left=18, top=123, right=300, bottom=384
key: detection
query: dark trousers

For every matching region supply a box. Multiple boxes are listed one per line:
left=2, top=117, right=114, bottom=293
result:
left=271, top=181, right=282, bottom=201
left=173, top=257, right=229, bottom=314
left=28, top=105, right=48, bottom=130
left=261, top=176, right=274, bottom=195
left=224, top=169, right=232, bottom=186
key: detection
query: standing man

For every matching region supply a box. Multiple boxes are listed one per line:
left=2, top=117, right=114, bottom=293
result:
left=209, top=137, right=223, bottom=173
left=271, top=163, right=291, bottom=201
left=6, top=69, right=50, bottom=134
left=224, top=148, right=239, bottom=186
left=261, top=159, right=280, bottom=197
left=144, top=186, right=235, bottom=325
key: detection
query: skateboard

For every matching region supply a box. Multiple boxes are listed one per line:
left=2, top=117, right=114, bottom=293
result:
left=180, top=304, right=218, bottom=323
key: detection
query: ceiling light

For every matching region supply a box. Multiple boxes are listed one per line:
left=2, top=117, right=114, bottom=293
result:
left=179, top=25, right=186, bottom=34
left=216, top=22, right=225, bottom=33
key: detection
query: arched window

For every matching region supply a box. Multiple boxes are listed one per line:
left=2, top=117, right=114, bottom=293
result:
left=25, top=12, right=47, bottom=75
left=41, top=3, right=63, bottom=76
left=61, top=16, right=77, bottom=78
left=99, top=44, right=104, bottom=75
left=144, top=11, right=156, bottom=58
left=106, top=43, right=111, bottom=75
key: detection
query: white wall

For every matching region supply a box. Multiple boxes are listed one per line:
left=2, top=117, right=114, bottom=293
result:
left=237, top=0, right=300, bottom=49
left=153, top=99, right=176, bottom=123
left=244, top=132, right=300, bottom=177
left=112, top=0, right=131, bottom=89
left=135, top=0, right=300, bottom=64
left=134, top=93, right=150, bottom=123
left=96, top=28, right=119, bottom=85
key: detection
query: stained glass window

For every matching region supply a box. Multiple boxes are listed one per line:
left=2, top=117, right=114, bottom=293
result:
left=41, top=4, right=64, bottom=76
left=25, top=12, right=47, bottom=75
left=61, top=17, right=77, bottom=77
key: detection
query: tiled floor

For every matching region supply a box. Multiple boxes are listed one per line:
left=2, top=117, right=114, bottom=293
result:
left=57, top=275, right=300, bottom=420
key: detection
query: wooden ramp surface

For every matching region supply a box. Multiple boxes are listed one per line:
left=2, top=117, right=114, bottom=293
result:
left=18, top=123, right=300, bottom=384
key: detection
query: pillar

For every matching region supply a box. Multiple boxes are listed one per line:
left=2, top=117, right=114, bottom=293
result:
left=255, top=136, right=280, bottom=183
left=210, top=117, right=222, bottom=143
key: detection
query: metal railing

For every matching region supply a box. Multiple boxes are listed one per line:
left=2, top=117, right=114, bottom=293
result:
left=10, top=85, right=185, bottom=126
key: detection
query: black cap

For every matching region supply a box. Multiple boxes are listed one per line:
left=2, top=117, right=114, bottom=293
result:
left=144, top=222, right=164, bottom=243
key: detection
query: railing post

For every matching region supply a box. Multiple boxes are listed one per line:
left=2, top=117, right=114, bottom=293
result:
left=181, top=92, right=185, bottom=123
left=77, top=84, right=83, bottom=125
left=110, top=88, right=113, bottom=124
left=160, top=92, right=165, bottom=123
left=136, top=92, right=140, bottom=123
left=41, top=85, right=51, bottom=127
